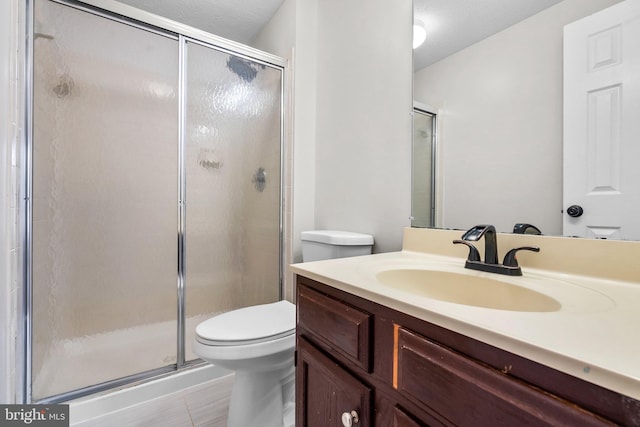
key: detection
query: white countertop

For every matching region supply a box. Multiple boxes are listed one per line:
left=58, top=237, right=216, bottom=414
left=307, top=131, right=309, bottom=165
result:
left=291, top=250, right=640, bottom=400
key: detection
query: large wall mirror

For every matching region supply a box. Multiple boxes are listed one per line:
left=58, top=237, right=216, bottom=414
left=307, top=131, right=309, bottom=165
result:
left=412, top=0, right=640, bottom=241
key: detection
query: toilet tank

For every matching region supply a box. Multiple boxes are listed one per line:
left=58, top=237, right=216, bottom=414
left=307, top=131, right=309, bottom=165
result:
left=301, top=230, right=374, bottom=262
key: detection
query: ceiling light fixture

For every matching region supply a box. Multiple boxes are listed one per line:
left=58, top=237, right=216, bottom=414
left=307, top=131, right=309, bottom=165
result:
left=413, top=21, right=426, bottom=49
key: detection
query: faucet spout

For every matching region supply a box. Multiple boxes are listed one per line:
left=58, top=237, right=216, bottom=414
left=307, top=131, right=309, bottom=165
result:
left=461, top=224, right=498, bottom=265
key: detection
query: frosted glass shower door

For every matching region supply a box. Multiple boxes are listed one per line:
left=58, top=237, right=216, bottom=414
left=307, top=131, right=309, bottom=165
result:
left=184, top=41, right=283, bottom=360
left=31, top=0, right=179, bottom=400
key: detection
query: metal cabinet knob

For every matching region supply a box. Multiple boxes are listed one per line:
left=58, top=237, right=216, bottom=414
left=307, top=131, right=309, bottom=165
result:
left=341, top=410, right=360, bottom=426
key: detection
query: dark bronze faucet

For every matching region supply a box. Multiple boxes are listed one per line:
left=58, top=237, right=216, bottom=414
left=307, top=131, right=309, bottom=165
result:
left=453, top=225, right=540, bottom=276
left=513, top=223, right=542, bottom=235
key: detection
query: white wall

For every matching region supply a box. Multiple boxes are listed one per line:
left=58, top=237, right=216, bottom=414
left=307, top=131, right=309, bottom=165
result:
left=0, top=0, right=23, bottom=405
left=414, top=0, right=621, bottom=235
left=255, top=0, right=413, bottom=256
left=253, top=0, right=318, bottom=271
left=314, top=0, right=413, bottom=253
left=0, top=0, right=11, bottom=404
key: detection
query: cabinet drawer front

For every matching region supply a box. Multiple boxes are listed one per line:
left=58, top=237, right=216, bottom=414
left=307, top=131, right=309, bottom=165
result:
left=395, top=327, right=613, bottom=427
left=298, top=284, right=372, bottom=371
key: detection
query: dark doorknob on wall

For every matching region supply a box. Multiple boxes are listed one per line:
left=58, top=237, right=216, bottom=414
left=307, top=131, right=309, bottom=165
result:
left=567, top=205, right=584, bottom=217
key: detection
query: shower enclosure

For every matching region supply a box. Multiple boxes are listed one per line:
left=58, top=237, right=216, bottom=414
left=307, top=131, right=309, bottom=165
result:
left=26, top=0, right=285, bottom=402
left=411, top=107, right=437, bottom=228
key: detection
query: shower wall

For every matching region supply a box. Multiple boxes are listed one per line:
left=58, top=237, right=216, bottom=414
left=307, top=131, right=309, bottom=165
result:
left=30, top=0, right=283, bottom=401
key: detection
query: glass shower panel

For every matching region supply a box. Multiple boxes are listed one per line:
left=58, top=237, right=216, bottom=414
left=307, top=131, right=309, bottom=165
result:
left=412, top=110, right=436, bottom=228
left=32, top=0, right=179, bottom=400
left=184, top=41, right=282, bottom=360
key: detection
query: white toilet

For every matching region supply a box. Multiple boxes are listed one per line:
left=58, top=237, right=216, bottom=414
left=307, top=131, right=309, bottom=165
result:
left=193, top=301, right=296, bottom=427
left=193, top=230, right=373, bottom=427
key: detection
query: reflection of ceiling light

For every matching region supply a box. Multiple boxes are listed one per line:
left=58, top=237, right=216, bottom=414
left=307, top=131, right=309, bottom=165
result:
left=413, top=21, right=426, bottom=49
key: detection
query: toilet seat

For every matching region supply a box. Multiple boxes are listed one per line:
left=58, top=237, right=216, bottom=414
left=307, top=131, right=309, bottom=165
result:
left=195, top=300, right=296, bottom=347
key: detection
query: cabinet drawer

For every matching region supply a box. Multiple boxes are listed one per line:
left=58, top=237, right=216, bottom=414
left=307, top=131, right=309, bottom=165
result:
left=394, top=326, right=613, bottom=427
left=298, top=284, right=372, bottom=371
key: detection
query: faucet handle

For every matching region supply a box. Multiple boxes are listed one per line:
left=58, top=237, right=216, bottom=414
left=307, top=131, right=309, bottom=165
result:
left=453, top=240, right=481, bottom=262
left=503, top=246, right=540, bottom=267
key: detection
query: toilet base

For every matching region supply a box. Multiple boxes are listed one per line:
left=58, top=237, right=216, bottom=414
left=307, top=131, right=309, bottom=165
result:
left=226, top=365, right=295, bottom=427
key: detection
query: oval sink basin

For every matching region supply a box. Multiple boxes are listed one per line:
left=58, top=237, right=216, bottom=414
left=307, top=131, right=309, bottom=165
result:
left=375, top=269, right=562, bottom=312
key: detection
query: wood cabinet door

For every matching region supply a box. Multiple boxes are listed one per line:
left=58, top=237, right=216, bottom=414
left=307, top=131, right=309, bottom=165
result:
left=297, top=337, right=372, bottom=427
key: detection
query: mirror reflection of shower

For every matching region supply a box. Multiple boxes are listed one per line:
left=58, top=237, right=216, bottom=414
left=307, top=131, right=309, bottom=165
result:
left=412, top=107, right=437, bottom=228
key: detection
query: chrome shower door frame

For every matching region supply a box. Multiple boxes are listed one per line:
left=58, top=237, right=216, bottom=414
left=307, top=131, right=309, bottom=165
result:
left=21, top=0, right=288, bottom=403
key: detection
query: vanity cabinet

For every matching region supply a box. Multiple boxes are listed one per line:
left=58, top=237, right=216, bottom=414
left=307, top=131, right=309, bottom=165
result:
left=295, top=276, right=640, bottom=427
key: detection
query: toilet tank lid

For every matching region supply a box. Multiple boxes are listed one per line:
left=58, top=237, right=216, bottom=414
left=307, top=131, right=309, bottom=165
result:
left=301, top=230, right=374, bottom=245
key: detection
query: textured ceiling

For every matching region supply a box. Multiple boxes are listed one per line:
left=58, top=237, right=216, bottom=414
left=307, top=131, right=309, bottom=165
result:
left=114, top=0, right=285, bottom=45
left=413, top=0, right=563, bottom=70
left=114, top=0, right=563, bottom=70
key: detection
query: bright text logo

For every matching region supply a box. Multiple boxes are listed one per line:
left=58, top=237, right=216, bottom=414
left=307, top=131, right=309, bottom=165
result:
left=1, top=405, right=68, bottom=426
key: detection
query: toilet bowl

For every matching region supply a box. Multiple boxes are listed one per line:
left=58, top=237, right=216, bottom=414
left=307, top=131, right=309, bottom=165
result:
left=193, top=300, right=296, bottom=427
